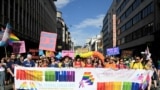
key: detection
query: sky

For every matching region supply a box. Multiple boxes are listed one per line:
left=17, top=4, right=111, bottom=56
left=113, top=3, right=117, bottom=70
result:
left=54, top=0, right=113, bottom=46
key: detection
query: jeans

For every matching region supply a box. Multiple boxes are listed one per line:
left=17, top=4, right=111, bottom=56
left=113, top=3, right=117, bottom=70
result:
left=0, top=71, right=5, bottom=90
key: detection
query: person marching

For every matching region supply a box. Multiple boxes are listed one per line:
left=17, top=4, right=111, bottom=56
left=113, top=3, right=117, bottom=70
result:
left=22, top=54, right=35, bottom=67
left=73, top=55, right=83, bottom=68
left=130, top=56, right=144, bottom=69
left=0, top=61, right=5, bottom=90
left=144, top=58, right=158, bottom=90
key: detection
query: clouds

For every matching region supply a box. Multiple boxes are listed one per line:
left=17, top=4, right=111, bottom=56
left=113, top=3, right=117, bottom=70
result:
left=71, top=14, right=105, bottom=46
left=74, top=14, right=104, bottom=29
left=54, top=0, right=73, bottom=9
left=54, top=0, right=105, bottom=46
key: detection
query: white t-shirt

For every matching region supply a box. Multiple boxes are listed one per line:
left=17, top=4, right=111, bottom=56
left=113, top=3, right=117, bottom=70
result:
left=0, top=67, right=5, bottom=72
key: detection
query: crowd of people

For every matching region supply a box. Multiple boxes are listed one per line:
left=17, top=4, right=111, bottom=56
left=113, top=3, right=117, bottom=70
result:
left=0, top=52, right=159, bottom=90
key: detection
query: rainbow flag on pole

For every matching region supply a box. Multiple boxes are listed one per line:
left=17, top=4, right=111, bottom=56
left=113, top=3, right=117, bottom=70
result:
left=8, top=33, right=20, bottom=45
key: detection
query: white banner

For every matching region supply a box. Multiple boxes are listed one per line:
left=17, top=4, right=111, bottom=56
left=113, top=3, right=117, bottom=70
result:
left=15, top=67, right=153, bottom=90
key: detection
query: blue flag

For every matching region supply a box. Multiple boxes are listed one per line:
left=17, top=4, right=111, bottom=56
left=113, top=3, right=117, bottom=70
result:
left=39, top=50, right=44, bottom=56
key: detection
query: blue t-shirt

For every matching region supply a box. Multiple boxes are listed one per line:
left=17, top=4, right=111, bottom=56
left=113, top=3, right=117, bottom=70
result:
left=23, top=60, right=35, bottom=67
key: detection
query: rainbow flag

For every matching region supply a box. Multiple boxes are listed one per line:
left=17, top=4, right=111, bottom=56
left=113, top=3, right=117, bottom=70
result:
left=8, top=33, right=20, bottom=45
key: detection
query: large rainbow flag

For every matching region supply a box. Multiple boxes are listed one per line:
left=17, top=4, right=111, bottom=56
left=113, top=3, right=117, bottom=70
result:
left=8, top=33, right=20, bottom=45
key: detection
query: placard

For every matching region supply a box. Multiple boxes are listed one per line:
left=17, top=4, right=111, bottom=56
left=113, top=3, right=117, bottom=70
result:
left=62, top=50, right=74, bottom=59
left=12, top=41, right=26, bottom=53
left=39, top=31, right=57, bottom=51
left=106, top=47, right=120, bottom=56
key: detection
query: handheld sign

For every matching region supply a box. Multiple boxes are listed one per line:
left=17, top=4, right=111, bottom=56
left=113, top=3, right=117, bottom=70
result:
left=39, top=31, right=57, bottom=51
left=62, top=50, right=74, bottom=59
left=12, top=41, right=26, bottom=53
left=106, top=47, right=120, bottom=56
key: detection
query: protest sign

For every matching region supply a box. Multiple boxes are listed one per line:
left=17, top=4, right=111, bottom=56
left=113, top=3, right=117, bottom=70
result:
left=62, top=50, right=74, bottom=59
left=39, top=31, right=57, bottom=51
left=106, top=47, right=120, bottom=56
left=12, top=41, right=26, bottom=53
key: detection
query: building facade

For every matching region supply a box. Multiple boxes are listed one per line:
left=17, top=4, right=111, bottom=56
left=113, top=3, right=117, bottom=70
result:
left=101, top=0, right=116, bottom=55
left=56, top=11, right=73, bottom=51
left=85, top=35, right=103, bottom=53
left=0, top=0, right=57, bottom=47
left=116, top=0, right=160, bottom=58
left=0, top=0, right=57, bottom=57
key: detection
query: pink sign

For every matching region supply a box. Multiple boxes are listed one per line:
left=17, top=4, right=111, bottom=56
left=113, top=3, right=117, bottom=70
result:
left=39, top=31, right=57, bottom=51
left=62, top=50, right=74, bottom=59
left=12, top=41, right=26, bottom=53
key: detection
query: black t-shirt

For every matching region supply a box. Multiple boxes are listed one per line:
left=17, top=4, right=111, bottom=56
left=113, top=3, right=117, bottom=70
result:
left=15, top=60, right=23, bottom=66
left=7, top=60, right=15, bottom=73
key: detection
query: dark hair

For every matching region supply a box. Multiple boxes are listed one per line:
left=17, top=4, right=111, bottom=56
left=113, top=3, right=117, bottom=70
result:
left=97, top=59, right=104, bottom=67
left=75, top=55, right=81, bottom=60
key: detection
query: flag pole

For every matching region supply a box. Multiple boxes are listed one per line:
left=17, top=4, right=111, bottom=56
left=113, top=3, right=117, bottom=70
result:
left=4, top=46, right=7, bottom=58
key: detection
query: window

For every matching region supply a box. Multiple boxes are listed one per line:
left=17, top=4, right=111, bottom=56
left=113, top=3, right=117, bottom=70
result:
left=120, top=2, right=126, bottom=10
left=139, top=23, right=153, bottom=37
left=116, top=0, right=129, bottom=14
left=136, top=30, right=142, bottom=38
left=0, top=0, right=2, bottom=15
left=125, top=20, right=132, bottom=29
left=121, top=38, right=125, bottom=44
left=120, top=25, right=125, bottom=32
left=125, top=6, right=132, bottom=17
left=116, top=0, right=121, bottom=3
left=15, top=3, right=18, bottom=24
left=117, top=40, right=121, bottom=45
left=151, top=3, right=154, bottom=12
left=117, top=19, right=120, bottom=25
left=147, top=3, right=154, bottom=14
left=133, top=30, right=142, bottom=40
left=142, top=7, right=147, bottom=18
left=133, top=12, right=141, bottom=24
left=10, top=0, right=14, bottom=20
left=133, top=0, right=141, bottom=10
left=117, top=29, right=120, bottom=35
left=119, top=0, right=143, bottom=20
left=147, top=23, right=154, bottom=34
left=125, top=34, right=132, bottom=43
left=142, top=3, right=154, bottom=18
left=142, top=27, right=147, bottom=36
left=19, top=7, right=22, bottom=25
left=23, top=10, right=26, bottom=34
left=116, top=8, right=121, bottom=14
left=4, top=0, right=8, bottom=17
left=133, top=32, right=137, bottom=40
left=0, top=0, right=2, bottom=23
left=120, top=13, right=126, bottom=21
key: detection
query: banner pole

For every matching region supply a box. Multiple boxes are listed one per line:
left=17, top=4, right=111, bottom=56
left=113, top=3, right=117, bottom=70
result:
left=4, top=46, right=7, bottom=58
